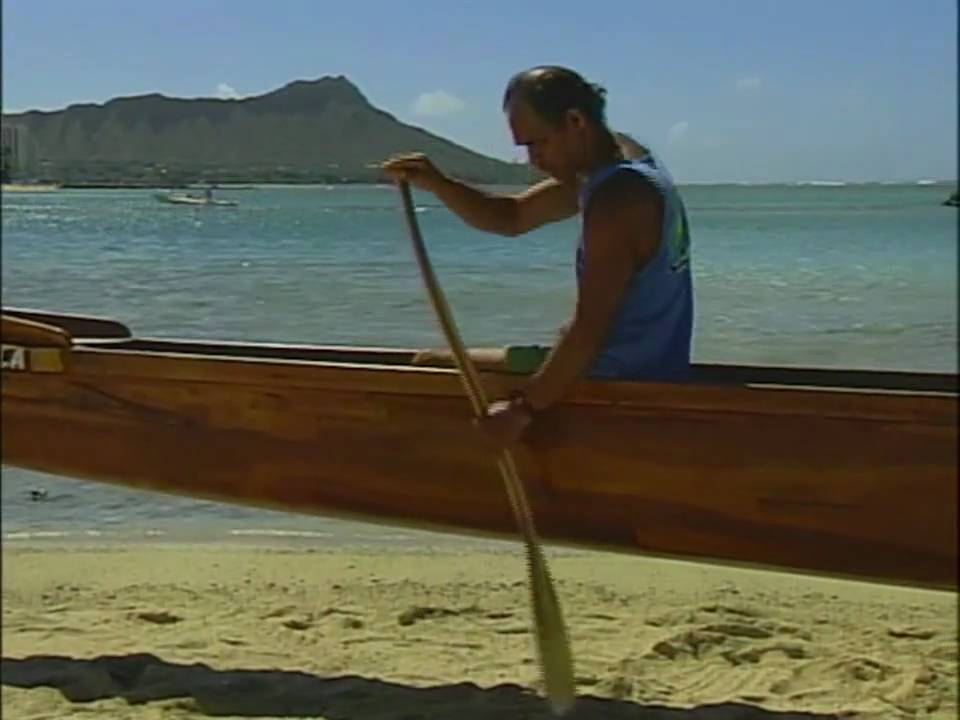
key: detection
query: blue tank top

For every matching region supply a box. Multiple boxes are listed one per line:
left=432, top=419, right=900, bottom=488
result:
left=576, top=151, right=694, bottom=381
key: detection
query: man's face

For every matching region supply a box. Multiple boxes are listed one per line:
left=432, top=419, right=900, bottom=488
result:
left=506, top=98, right=584, bottom=183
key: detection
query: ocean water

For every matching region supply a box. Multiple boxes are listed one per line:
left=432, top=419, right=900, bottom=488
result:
left=2, top=183, right=956, bottom=545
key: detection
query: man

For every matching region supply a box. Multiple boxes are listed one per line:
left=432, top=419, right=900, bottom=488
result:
left=383, top=66, right=694, bottom=446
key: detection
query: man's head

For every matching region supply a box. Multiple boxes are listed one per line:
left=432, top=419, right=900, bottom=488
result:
left=502, top=66, right=609, bottom=182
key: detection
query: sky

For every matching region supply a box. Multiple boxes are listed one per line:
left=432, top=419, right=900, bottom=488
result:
left=2, top=0, right=956, bottom=183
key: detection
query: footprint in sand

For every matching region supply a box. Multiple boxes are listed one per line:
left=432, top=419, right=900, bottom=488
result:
left=281, top=618, right=313, bottom=631
left=723, top=641, right=811, bottom=666
left=781, top=655, right=900, bottom=692
left=698, top=603, right=766, bottom=618
left=595, top=658, right=676, bottom=702
left=841, top=656, right=899, bottom=682
left=701, top=622, right=773, bottom=640
left=134, top=611, right=182, bottom=625
left=887, top=625, right=937, bottom=640
left=574, top=674, right=601, bottom=687
left=317, top=606, right=363, bottom=619
left=769, top=654, right=907, bottom=700
left=397, top=606, right=475, bottom=627
left=930, top=643, right=957, bottom=661
left=645, top=603, right=768, bottom=628
left=648, top=629, right=729, bottom=660
left=220, top=637, right=249, bottom=646
left=646, top=615, right=812, bottom=666
left=494, top=626, right=528, bottom=636
left=261, top=605, right=299, bottom=620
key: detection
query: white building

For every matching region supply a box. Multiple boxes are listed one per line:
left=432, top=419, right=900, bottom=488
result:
left=1, top=122, right=38, bottom=178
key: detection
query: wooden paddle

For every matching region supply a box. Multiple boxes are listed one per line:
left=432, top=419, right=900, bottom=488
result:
left=396, top=180, right=575, bottom=715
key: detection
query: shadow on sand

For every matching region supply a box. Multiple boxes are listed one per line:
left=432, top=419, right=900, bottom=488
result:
left=2, top=653, right=844, bottom=719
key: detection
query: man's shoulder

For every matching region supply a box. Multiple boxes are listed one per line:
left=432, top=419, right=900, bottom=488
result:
left=586, top=165, right=663, bottom=218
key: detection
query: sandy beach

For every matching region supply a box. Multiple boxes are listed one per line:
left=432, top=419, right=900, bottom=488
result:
left=2, top=542, right=956, bottom=719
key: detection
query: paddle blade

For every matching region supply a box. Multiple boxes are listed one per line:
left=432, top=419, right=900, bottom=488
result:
left=528, top=545, right=576, bottom=715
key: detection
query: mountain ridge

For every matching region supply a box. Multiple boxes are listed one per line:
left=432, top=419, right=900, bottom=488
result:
left=2, top=76, right=531, bottom=186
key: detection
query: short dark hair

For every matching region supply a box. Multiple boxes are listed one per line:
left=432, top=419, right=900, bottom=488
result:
left=502, top=66, right=608, bottom=127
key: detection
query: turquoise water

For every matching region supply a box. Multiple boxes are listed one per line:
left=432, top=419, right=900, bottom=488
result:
left=2, top=183, right=956, bottom=543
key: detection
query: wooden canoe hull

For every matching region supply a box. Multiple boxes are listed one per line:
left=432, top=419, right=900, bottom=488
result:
left=2, top=308, right=957, bottom=589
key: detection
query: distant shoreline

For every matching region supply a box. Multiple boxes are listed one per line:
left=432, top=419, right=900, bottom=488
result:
left=59, top=181, right=377, bottom=190
left=4, top=179, right=955, bottom=191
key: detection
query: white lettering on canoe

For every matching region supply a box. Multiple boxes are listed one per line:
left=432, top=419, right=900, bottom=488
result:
left=1, top=345, right=27, bottom=371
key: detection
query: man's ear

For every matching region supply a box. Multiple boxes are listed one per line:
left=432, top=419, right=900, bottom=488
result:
left=566, top=108, right=588, bottom=130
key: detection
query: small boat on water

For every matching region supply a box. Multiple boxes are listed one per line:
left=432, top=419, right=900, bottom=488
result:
left=1, top=308, right=956, bottom=590
left=154, top=192, right=238, bottom=207
left=943, top=190, right=959, bottom=207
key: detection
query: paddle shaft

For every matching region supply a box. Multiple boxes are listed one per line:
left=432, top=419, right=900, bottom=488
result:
left=396, top=181, right=575, bottom=714
left=396, top=184, right=546, bottom=538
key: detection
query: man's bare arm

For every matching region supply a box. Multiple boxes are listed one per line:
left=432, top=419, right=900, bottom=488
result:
left=429, top=175, right=578, bottom=236
left=382, top=154, right=578, bottom=236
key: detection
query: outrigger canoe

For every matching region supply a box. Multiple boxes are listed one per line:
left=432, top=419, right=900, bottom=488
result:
left=1, top=308, right=956, bottom=590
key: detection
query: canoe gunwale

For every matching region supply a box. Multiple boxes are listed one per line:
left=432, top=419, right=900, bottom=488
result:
left=61, top=339, right=960, bottom=395
left=3, top=306, right=956, bottom=395
left=2, top=344, right=948, bottom=429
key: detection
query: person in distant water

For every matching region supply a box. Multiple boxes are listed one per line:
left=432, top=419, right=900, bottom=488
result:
left=204, top=184, right=215, bottom=202
left=382, top=66, right=694, bottom=446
